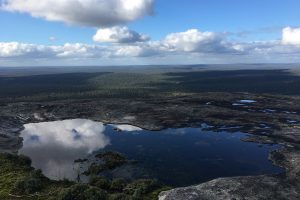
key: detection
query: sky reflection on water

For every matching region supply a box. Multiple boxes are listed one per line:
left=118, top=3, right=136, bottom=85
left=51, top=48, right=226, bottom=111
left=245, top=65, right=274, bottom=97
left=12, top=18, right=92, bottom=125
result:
left=19, top=119, right=283, bottom=186
left=19, top=119, right=109, bottom=180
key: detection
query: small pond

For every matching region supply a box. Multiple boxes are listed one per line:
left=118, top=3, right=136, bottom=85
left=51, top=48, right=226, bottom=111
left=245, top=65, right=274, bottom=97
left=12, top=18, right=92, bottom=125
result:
left=19, top=119, right=283, bottom=187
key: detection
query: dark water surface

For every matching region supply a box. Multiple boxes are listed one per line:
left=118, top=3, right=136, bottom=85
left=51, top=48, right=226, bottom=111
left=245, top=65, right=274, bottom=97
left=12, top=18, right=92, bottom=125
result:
left=19, top=119, right=283, bottom=187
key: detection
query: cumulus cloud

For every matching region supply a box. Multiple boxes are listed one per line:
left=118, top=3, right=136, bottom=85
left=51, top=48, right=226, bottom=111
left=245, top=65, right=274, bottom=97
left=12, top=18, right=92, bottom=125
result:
left=0, top=42, right=105, bottom=58
left=114, top=45, right=144, bottom=56
left=282, top=27, right=300, bottom=45
left=2, top=27, right=300, bottom=64
left=0, top=42, right=158, bottom=59
left=93, top=26, right=149, bottom=43
left=0, top=42, right=56, bottom=57
left=113, top=43, right=159, bottom=57
left=55, top=43, right=105, bottom=58
left=1, top=0, right=154, bottom=27
left=163, top=29, right=235, bottom=53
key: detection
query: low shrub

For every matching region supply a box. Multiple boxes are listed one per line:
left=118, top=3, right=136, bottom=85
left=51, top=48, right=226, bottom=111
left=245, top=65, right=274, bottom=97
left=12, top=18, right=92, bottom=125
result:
left=110, top=178, right=126, bottom=191
left=108, top=193, right=130, bottom=200
left=60, top=184, right=107, bottom=200
left=124, top=179, right=160, bottom=195
left=11, top=169, right=47, bottom=194
left=89, top=176, right=111, bottom=190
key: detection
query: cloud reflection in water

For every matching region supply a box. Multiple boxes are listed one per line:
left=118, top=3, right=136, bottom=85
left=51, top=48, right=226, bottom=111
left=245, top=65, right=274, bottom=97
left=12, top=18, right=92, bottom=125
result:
left=19, top=119, right=110, bottom=181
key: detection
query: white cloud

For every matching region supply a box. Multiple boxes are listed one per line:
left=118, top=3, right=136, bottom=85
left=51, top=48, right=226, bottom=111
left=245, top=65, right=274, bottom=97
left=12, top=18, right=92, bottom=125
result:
left=2, top=28, right=300, bottom=65
left=164, top=29, right=217, bottom=51
left=113, top=45, right=146, bottom=57
left=282, top=27, right=300, bottom=45
left=0, top=42, right=105, bottom=58
left=0, top=42, right=55, bottom=57
left=112, top=44, right=159, bottom=57
left=93, top=26, right=149, bottom=43
left=0, top=42, right=158, bottom=59
left=55, top=43, right=105, bottom=58
left=163, top=29, right=231, bottom=53
left=1, top=0, right=154, bottom=27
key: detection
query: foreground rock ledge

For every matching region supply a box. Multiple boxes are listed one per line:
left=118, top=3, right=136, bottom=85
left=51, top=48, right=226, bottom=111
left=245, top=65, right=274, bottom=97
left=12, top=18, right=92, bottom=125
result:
left=159, top=176, right=295, bottom=200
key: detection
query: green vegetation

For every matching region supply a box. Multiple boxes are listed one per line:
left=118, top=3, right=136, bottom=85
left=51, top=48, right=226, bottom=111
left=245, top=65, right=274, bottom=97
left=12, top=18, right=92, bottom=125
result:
left=163, top=70, right=300, bottom=95
left=0, top=152, right=169, bottom=200
left=60, top=184, right=107, bottom=200
left=1, top=69, right=300, bottom=103
left=0, top=72, right=169, bottom=102
left=0, top=153, right=72, bottom=200
left=12, top=170, right=47, bottom=195
left=89, top=176, right=111, bottom=190
left=84, top=152, right=127, bottom=176
left=95, top=152, right=127, bottom=170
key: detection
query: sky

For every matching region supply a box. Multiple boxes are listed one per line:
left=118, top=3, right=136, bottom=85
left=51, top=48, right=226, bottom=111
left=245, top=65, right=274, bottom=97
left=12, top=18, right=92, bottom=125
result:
left=0, top=0, right=300, bottom=67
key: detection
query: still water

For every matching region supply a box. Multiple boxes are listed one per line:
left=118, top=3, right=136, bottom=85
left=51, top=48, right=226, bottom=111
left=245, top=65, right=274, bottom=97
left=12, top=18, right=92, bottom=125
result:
left=19, top=119, right=283, bottom=187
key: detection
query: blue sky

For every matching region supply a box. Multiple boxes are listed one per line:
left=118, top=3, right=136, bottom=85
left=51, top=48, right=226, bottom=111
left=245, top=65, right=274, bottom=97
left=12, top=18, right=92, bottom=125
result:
left=133, top=0, right=300, bottom=40
left=0, top=0, right=300, bottom=66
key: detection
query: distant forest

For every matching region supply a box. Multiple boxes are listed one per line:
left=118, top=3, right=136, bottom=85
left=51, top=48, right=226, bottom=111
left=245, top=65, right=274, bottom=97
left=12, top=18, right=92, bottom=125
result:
left=1, top=69, right=300, bottom=103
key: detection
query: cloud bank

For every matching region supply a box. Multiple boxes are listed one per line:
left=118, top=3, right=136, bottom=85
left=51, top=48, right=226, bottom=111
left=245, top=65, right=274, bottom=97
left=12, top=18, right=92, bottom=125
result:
left=0, top=42, right=156, bottom=58
left=1, top=27, right=300, bottom=65
left=1, top=0, right=154, bottom=27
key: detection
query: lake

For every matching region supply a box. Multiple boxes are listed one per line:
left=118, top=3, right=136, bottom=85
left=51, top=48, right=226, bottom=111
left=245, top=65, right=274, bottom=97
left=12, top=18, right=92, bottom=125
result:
left=19, top=119, right=283, bottom=187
